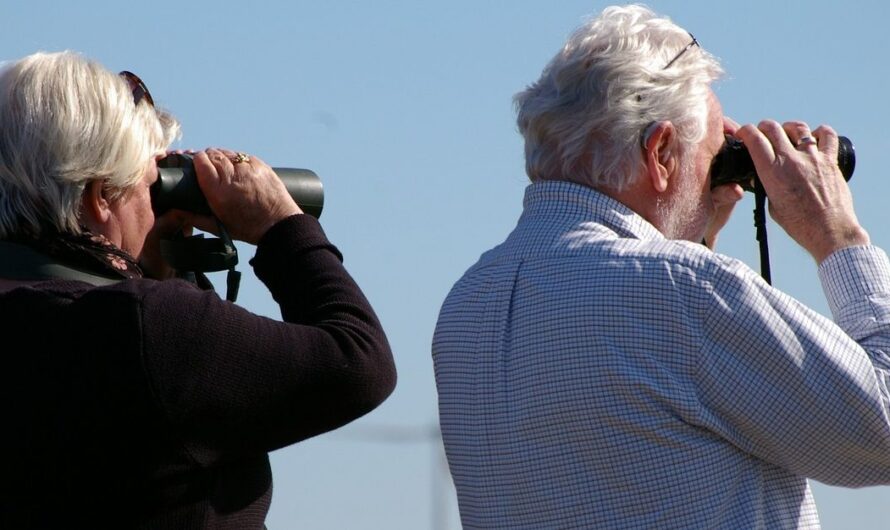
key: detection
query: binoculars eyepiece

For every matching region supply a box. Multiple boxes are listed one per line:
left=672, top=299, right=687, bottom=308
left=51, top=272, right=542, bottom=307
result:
left=710, top=135, right=855, bottom=191
left=151, top=153, right=324, bottom=219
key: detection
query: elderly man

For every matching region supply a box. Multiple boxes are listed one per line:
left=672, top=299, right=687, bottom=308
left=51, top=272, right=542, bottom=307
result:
left=433, top=5, right=890, bottom=529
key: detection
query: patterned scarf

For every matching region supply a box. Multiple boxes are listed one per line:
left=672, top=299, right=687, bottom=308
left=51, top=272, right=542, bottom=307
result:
left=16, top=228, right=144, bottom=280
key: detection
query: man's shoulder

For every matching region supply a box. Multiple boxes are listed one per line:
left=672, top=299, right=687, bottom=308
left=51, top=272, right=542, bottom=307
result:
left=466, top=235, right=749, bottom=278
left=635, top=238, right=747, bottom=271
left=442, top=238, right=758, bottom=316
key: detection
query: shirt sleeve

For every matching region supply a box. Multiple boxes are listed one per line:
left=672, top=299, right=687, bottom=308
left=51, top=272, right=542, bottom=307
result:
left=693, top=246, right=890, bottom=487
left=138, top=215, right=397, bottom=464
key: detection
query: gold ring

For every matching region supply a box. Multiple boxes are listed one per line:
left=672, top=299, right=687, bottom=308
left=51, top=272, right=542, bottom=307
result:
left=231, top=152, right=251, bottom=164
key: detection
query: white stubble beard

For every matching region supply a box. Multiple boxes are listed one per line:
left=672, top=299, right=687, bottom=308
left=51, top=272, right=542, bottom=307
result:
left=655, top=153, right=710, bottom=241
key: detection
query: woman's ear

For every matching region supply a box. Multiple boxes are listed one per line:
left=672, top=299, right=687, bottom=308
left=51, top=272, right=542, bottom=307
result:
left=642, top=121, right=679, bottom=193
left=81, top=180, right=112, bottom=226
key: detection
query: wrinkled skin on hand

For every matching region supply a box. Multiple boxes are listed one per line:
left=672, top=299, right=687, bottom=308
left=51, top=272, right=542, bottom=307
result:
left=734, top=120, right=869, bottom=263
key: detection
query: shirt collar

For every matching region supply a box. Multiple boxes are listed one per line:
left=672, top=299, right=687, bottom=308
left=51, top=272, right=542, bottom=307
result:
left=522, top=180, right=664, bottom=241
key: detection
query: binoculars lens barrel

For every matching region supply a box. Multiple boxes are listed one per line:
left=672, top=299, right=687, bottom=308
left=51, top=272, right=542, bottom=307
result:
left=152, top=154, right=324, bottom=219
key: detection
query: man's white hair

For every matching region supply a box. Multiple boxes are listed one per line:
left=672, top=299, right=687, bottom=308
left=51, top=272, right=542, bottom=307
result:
left=514, top=4, right=723, bottom=190
left=0, top=51, right=181, bottom=238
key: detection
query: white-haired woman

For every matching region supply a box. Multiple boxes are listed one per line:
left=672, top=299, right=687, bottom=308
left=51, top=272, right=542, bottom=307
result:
left=0, top=51, right=395, bottom=528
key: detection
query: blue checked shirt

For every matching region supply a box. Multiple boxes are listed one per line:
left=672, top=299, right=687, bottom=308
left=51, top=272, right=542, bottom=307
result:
left=432, top=181, right=890, bottom=529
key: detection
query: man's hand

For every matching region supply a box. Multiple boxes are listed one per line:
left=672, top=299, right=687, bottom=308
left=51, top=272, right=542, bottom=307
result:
left=735, top=120, right=869, bottom=263
left=703, top=117, right=745, bottom=249
left=703, top=184, right=744, bottom=249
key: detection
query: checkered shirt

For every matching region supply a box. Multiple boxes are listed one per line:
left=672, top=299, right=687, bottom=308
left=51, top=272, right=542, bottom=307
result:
left=432, top=180, right=890, bottom=529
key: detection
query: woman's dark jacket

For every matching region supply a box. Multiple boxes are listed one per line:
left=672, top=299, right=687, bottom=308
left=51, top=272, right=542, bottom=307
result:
left=0, top=215, right=397, bottom=528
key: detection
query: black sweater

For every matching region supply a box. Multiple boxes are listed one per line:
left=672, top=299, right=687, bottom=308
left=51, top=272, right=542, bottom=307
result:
left=0, top=215, right=396, bottom=529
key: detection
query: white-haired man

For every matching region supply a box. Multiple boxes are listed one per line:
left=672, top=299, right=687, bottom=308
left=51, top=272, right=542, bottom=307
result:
left=433, top=5, right=890, bottom=529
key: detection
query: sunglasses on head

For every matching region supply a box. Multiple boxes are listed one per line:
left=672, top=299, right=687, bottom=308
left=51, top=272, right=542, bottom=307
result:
left=663, top=33, right=699, bottom=70
left=119, top=70, right=155, bottom=108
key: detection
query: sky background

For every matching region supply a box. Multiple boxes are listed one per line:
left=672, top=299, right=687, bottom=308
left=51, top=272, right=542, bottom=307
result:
left=4, top=0, right=889, bottom=528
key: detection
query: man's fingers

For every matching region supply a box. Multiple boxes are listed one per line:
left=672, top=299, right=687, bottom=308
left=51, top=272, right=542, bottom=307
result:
left=734, top=122, right=776, bottom=173
left=812, top=125, right=839, bottom=160
left=712, top=183, right=744, bottom=207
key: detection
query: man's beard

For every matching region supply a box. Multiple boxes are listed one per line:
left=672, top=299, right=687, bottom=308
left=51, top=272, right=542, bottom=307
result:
left=655, top=154, right=709, bottom=241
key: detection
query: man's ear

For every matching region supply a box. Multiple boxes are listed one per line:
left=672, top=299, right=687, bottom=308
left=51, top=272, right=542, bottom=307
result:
left=642, top=121, right=679, bottom=193
left=81, top=180, right=112, bottom=225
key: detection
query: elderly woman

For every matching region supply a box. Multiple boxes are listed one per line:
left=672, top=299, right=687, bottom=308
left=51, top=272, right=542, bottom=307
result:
left=0, top=51, right=396, bottom=528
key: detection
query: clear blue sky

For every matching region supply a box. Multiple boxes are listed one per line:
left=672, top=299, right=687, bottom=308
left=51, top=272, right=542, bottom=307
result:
left=4, top=1, right=889, bottom=528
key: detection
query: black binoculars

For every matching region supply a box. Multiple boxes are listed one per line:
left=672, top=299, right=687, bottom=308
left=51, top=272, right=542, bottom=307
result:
left=151, top=153, right=324, bottom=218
left=710, top=135, right=855, bottom=191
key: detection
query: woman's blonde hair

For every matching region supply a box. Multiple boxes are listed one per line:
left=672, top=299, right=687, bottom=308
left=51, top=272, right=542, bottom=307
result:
left=0, top=51, right=181, bottom=238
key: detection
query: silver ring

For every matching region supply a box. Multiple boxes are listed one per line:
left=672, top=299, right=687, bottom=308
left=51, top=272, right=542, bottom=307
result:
left=796, top=136, right=817, bottom=148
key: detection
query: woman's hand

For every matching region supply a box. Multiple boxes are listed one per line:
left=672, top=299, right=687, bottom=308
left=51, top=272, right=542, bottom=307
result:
left=139, top=209, right=199, bottom=279
left=191, top=148, right=303, bottom=245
